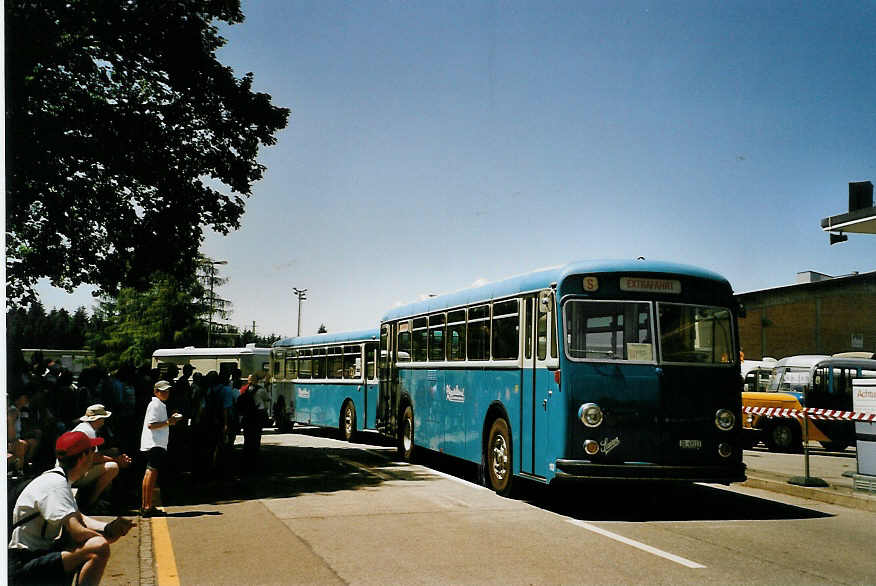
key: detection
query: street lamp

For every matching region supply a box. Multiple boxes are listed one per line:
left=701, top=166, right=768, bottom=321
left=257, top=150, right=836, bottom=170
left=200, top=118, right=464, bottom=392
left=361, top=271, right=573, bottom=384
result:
left=202, top=259, right=228, bottom=347
left=292, top=287, right=307, bottom=336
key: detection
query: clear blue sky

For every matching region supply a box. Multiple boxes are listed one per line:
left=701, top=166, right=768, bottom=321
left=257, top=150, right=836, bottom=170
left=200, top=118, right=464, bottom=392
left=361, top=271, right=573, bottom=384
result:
left=36, top=1, right=876, bottom=339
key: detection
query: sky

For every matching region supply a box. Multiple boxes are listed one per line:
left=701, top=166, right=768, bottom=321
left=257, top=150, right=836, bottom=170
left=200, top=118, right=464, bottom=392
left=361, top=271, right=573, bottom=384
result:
left=35, top=1, right=876, bottom=340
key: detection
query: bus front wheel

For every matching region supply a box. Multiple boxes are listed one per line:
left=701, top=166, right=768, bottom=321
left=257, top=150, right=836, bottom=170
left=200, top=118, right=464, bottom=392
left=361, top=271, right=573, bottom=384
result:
left=486, top=418, right=513, bottom=496
left=398, top=405, right=414, bottom=462
left=766, top=422, right=800, bottom=453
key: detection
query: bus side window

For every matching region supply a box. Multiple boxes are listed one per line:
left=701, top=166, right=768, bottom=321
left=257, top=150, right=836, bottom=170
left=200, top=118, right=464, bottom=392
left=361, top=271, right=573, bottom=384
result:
left=366, top=342, right=377, bottom=380
left=446, top=310, right=466, bottom=361
left=397, top=320, right=411, bottom=362
left=537, top=297, right=548, bottom=361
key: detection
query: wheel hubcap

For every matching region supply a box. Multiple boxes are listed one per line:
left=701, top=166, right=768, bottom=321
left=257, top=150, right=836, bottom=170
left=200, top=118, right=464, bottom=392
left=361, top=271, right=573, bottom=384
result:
left=491, top=434, right=508, bottom=481
left=775, top=426, right=791, bottom=447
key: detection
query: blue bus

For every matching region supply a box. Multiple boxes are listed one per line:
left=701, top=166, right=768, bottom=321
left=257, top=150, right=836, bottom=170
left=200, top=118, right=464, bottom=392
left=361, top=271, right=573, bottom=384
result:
left=271, top=329, right=380, bottom=439
left=375, top=259, right=746, bottom=494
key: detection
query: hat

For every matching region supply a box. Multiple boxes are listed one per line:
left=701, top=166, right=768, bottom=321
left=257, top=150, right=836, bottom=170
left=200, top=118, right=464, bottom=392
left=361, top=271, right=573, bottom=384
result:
left=154, top=380, right=172, bottom=391
left=80, top=404, right=112, bottom=422
left=56, top=431, right=104, bottom=457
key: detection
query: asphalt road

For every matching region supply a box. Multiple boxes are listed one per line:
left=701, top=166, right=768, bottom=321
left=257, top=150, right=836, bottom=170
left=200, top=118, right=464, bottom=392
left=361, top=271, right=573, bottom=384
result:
left=125, top=428, right=876, bottom=585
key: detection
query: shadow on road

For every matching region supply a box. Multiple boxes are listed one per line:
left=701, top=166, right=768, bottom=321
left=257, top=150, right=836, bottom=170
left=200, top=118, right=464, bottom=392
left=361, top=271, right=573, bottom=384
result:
left=526, top=480, right=833, bottom=522
left=159, top=433, right=428, bottom=507
left=158, top=426, right=833, bottom=524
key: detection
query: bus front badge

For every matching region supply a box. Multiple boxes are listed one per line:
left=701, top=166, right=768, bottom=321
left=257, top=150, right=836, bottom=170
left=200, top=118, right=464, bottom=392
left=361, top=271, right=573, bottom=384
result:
left=679, top=439, right=702, bottom=450
left=600, top=437, right=620, bottom=455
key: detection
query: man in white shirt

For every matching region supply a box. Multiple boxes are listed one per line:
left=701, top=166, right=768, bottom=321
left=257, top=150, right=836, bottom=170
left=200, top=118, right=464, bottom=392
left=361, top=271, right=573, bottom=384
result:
left=8, top=431, right=135, bottom=586
left=139, top=380, right=180, bottom=517
left=70, top=404, right=132, bottom=511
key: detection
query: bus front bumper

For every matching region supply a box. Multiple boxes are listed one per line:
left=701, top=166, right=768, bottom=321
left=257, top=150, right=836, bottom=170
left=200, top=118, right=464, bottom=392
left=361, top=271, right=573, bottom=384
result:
left=554, top=460, right=747, bottom=484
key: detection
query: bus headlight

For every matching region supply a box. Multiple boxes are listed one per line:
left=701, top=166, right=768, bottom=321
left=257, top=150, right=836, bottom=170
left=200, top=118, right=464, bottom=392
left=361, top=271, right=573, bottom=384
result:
left=715, top=409, right=735, bottom=431
left=579, top=403, right=603, bottom=428
left=718, top=442, right=733, bottom=458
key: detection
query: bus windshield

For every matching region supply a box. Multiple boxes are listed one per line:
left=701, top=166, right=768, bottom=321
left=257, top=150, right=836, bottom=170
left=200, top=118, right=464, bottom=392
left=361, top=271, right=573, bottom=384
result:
left=657, top=303, right=734, bottom=365
left=767, top=367, right=810, bottom=392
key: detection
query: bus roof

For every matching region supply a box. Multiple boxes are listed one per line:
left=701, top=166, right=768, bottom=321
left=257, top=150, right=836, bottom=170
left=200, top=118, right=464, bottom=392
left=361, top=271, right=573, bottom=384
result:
left=772, top=355, right=831, bottom=369
left=381, top=259, right=729, bottom=322
left=273, top=328, right=379, bottom=348
left=152, top=345, right=271, bottom=358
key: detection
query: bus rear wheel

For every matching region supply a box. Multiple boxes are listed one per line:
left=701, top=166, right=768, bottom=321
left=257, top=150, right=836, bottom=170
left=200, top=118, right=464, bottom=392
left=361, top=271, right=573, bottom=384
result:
left=398, top=405, right=414, bottom=462
left=486, top=418, right=513, bottom=496
left=340, top=401, right=356, bottom=442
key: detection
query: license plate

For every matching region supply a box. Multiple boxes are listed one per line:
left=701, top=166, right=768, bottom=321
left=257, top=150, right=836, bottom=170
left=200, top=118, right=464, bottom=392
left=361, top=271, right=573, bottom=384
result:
left=679, top=439, right=702, bottom=450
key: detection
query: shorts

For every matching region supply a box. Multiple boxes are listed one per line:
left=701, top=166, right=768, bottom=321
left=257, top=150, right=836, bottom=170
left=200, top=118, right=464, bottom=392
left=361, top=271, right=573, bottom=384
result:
left=7, top=548, right=70, bottom=586
left=143, top=447, right=166, bottom=471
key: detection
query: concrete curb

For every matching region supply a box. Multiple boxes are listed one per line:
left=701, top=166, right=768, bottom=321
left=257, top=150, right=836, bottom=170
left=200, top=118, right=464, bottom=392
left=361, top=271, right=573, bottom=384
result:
left=743, top=472, right=876, bottom=512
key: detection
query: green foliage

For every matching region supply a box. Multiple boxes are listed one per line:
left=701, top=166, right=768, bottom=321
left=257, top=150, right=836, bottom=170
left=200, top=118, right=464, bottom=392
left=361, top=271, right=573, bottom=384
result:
left=6, top=302, right=91, bottom=349
left=87, top=273, right=206, bottom=370
left=5, top=0, right=290, bottom=307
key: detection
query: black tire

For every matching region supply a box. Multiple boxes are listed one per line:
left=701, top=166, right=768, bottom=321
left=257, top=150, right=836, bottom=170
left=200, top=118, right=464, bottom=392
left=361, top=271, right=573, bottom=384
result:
left=275, top=396, right=293, bottom=433
left=766, top=422, right=800, bottom=453
left=819, top=440, right=849, bottom=452
left=340, top=401, right=356, bottom=442
left=486, top=418, right=513, bottom=496
left=398, top=405, right=414, bottom=462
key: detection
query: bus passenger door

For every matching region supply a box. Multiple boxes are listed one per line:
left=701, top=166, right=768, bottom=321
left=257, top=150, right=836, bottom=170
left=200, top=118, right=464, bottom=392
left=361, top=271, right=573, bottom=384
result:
left=521, top=292, right=554, bottom=478
left=377, top=324, right=396, bottom=436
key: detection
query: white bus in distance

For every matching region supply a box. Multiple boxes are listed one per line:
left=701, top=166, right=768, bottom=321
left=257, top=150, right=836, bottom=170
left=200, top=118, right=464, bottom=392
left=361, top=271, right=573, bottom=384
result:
left=151, top=344, right=271, bottom=380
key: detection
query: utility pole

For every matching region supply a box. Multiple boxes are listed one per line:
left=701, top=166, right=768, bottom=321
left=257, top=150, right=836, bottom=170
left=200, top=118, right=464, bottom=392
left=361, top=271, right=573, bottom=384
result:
left=202, top=259, right=228, bottom=347
left=292, top=287, right=308, bottom=337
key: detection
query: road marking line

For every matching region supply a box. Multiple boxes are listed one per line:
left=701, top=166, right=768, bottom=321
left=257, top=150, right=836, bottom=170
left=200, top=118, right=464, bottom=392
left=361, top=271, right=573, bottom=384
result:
left=150, top=514, right=181, bottom=585
left=566, top=519, right=706, bottom=568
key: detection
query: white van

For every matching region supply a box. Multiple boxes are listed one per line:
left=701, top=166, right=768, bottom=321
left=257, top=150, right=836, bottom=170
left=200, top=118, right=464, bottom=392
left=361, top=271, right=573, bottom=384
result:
left=741, top=358, right=778, bottom=392
left=151, top=344, right=271, bottom=380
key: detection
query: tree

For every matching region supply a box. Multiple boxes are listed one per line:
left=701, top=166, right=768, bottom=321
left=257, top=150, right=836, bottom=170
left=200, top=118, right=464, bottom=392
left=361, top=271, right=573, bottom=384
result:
left=5, top=1, right=290, bottom=307
left=87, top=272, right=206, bottom=369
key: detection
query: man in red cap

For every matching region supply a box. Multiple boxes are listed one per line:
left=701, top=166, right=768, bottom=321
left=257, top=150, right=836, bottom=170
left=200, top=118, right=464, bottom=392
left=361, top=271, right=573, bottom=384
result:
left=8, top=431, right=135, bottom=586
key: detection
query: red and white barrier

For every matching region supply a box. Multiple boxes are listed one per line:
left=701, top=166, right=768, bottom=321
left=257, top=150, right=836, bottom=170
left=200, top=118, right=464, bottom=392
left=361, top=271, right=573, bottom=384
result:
left=743, top=406, right=876, bottom=422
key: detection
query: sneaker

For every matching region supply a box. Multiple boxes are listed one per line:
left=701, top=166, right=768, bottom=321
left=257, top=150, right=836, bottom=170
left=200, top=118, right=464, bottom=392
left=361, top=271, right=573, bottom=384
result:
left=140, top=507, right=166, bottom=518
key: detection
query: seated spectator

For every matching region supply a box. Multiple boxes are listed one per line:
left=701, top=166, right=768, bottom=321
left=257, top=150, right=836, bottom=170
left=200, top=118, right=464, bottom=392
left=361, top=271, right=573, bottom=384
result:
left=7, top=391, right=39, bottom=477
left=8, top=431, right=135, bottom=586
left=69, top=405, right=133, bottom=512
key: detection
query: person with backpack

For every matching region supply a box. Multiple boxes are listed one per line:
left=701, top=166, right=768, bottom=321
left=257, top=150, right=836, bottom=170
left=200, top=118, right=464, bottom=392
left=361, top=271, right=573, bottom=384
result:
left=8, top=431, right=135, bottom=586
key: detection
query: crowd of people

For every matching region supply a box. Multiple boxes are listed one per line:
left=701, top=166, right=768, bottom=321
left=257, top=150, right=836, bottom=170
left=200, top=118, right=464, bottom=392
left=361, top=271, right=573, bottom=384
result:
left=7, top=350, right=272, bottom=584
left=7, top=352, right=271, bottom=498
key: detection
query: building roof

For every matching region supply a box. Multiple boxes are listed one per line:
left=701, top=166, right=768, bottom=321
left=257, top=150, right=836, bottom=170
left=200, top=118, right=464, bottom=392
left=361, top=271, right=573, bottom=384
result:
left=820, top=205, right=876, bottom=234
left=737, top=270, right=876, bottom=297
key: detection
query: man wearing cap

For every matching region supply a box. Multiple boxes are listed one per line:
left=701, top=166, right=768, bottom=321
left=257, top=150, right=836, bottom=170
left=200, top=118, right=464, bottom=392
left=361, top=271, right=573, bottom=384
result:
left=70, top=404, right=133, bottom=511
left=139, top=380, right=181, bottom=517
left=8, top=431, right=135, bottom=586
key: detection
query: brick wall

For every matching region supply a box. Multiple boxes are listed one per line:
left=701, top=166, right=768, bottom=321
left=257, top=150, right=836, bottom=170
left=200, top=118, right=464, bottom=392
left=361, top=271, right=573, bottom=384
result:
left=737, top=274, right=876, bottom=360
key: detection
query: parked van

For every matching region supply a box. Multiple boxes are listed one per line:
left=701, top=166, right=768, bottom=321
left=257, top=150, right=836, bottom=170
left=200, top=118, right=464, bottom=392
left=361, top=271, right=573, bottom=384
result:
left=741, top=358, right=777, bottom=392
left=151, top=344, right=271, bottom=380
left=741, top=355, right=829, bottom=452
